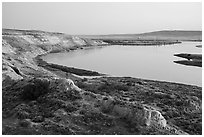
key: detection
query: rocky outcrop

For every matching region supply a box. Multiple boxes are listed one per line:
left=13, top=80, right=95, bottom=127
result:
left=3, top=77, right=184, bottom=135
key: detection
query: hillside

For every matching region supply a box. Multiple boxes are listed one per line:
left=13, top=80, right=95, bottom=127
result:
left=80, top=30, right=202, bottom=41
left=2, top=29, right=202, bottom=135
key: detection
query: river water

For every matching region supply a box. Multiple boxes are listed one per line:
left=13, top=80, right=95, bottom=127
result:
left=42, top=41, right=202, bottom=86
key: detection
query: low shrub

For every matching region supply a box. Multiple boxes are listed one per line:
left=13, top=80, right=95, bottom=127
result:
left=98, top=82, right=129, bottom=93
left=21, top=78, right=50, bottom=101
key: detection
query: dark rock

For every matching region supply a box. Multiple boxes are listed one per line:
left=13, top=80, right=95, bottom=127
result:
left=19, top=119, right=32, bottom=127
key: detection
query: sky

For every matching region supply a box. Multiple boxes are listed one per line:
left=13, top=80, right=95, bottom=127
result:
left=2, top=2, right=202, bottom=35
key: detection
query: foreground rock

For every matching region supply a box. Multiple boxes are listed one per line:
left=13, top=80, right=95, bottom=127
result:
left=2, top=29, right=202, bottom=135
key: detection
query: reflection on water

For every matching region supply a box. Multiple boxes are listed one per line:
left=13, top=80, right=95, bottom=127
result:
left=42, top=42, right=202, bottom=86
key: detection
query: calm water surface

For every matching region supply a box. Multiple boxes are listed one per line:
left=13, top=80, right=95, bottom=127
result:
left=43, top=42, right=202, bottom=86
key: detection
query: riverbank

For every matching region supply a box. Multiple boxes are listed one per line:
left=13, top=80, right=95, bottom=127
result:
left=93, top=39, right=181, bottom=46
left=35, top=55, right=104, bottom=76
left=2, top=29, right=202, bottom=135
left=174, top=53, right=202, bottom=67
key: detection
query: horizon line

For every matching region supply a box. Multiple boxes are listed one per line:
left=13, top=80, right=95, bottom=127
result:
left=2, top=28, right=202, bottom=36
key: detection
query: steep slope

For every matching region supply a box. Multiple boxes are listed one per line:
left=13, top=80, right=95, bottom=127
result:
left=2, top=29, right=202, bottom=135
left=2, top=29, right=106, bottom=81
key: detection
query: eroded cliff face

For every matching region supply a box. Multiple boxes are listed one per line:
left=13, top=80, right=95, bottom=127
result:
left=2, top=29, right=107, bottom=81
left=2, top=29, right=201, bottom=135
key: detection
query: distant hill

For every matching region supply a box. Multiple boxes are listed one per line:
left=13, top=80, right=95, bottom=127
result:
left=80, top=30, right=202, bottom=41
